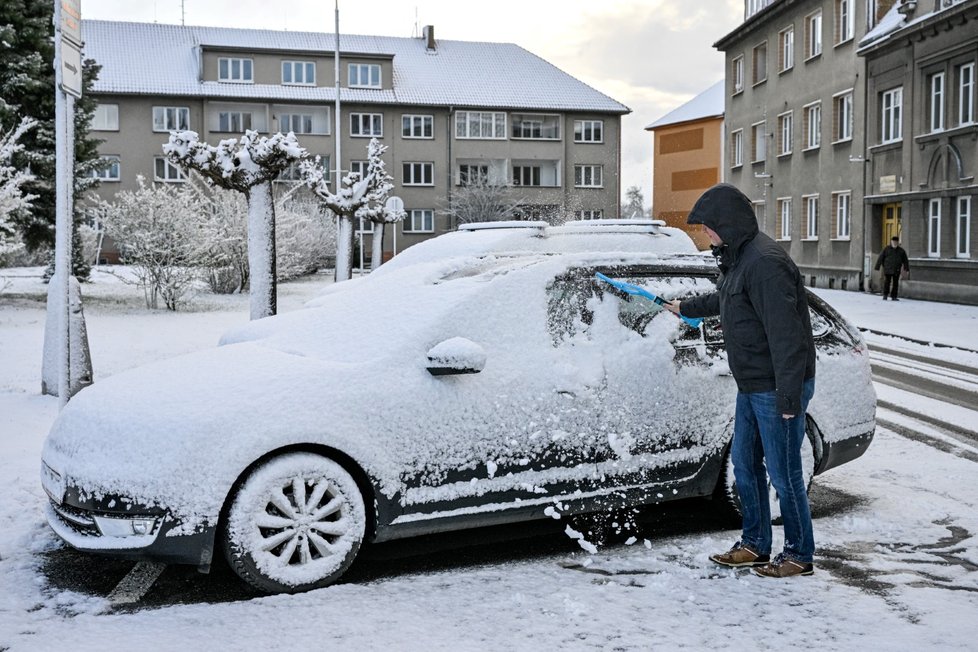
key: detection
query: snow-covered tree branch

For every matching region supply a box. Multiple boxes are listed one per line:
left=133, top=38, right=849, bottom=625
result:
left=440, top=181, right=524, bottom=227
left=0, top=117, right=38, bottom=254
left=163, top=130, right=306, bottom=319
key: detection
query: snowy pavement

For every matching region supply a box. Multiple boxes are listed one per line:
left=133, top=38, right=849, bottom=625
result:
left=1, top=271, right=978, bottom=650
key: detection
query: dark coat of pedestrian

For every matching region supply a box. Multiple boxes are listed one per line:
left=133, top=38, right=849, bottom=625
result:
left=875, top=238, right=909, bottom=300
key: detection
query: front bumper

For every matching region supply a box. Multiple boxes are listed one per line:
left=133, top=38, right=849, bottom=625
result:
left=815, top=428, right=875, bottom=475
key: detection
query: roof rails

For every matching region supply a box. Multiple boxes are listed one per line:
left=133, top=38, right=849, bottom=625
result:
left=554, top=219, right=665, bottom=234
left=458, top=221, right=548, bottom=231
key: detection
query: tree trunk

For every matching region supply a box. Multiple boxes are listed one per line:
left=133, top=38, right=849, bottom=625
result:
left=335, top=215, right=355, bottom=282
left=371, top=222, right=385, bottom=271
left=247, top=181, right=277, bottom=319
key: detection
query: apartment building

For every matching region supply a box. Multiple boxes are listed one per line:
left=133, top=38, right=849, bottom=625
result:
left=715, top=0, right=879, bottom=291
left=81, top=20, right=629, bottom=261
left=858, top=0, right=978, bottom=304
left=645, top=80, right=725, bottom=250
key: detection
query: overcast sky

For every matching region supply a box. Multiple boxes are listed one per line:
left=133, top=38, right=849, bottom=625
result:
left=82, top=0, right=743, bottom=208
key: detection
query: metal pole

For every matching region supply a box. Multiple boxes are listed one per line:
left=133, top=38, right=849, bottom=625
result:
left=334, top=0, right=341, bottom=188
left=53, top=0, right=71, bottom=408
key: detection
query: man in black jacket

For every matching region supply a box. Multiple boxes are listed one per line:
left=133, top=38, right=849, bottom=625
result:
left=664, top=183, right=817, bottom=578
left=875, top=237, right=910, bottom=300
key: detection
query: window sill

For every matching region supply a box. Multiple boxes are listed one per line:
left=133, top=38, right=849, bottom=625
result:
left=455, top=137, right=508, bottom=141
left=778, top=152, right=792, bottom=158
left=511, top=137, right=562, bottom=142
left=153, top=178, right=186, bottom=184
left=731, top=163, right=744, bottom=170
left=779, top=66, right=793, bottom=75
left=348, top=85, right=383, bottom=90
left=752, top=79, right=768, bottom=88
left=403, top=231, right=435, bottom=235
left=282, top=82, right=316, bottom=87
left=351, top=134, right=384, bottom=138
left=834, top=37, right=853, bottom=48
left=573, top=140, right=604, bottom=145
left=869, top=140, right=903, bottom=152
left=802, top=237, right=819, bottom=242
left=831, top=237, right=852, bottom=242
left=574, top=186, right=604, bottom=190
left=217, top=80, right=255, bottom=85
left=402, top=136, right=435, bottom=140
left=513, top=185, right=561, bottom=189
left=732, top=88, right=744, bottom=97
left=403, top=184, right=435, bottom=187
left=776, top=237, right=792, bottom=242
left=751, top=159, right=767, bottom=166
left=803, top=145, right=821, bottom=153
left=832, top=137, right=853, bottom=146
left=804, top=53, right=822, bottom=63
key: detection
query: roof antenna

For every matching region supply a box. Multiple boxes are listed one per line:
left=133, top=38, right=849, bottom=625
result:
left=411, top=6, right=419, bottom=37
left=180, top=0, right=186, bottom=26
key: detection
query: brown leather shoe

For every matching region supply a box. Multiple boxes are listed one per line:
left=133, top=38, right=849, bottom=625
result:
left=709, top=542, right=770, bottom=568
left=753, top=554, right=814, bottom=578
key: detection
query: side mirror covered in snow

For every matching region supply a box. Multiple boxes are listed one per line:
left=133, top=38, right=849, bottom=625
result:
left=426, top=337, right=486, bottom=376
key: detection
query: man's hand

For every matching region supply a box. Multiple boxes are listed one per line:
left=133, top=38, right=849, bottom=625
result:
left=663, top=300, right=681, bottom=315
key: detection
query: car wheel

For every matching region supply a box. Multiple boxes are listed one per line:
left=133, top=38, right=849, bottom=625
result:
left=716, top=424, right=818, bottom=524
left=223, top=452, right=366, bottom=594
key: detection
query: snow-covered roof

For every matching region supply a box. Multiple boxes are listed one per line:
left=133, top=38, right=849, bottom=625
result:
left=81, top=20, right=630, bottom=114
left=645, top=80, right=724, bottom=130
left=858, top=1, right=973, bottom=53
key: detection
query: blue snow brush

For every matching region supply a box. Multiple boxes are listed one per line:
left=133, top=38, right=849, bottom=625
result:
left=594, top=272, right=703, bottom=329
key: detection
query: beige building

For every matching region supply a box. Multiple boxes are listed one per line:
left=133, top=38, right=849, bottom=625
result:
left=82, top=20, right=629, bottom=262
left=645, top=81, right=725, bottom=250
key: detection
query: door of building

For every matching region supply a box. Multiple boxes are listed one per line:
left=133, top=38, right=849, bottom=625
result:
left=882, top=203, right=902, bottom=247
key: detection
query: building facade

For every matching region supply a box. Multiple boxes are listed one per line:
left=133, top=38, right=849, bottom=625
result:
left=646, top=80, right=725, bottom=250
left=858, top=0, right=978, bottom=303
left=82, top=21, right=629, bottom=262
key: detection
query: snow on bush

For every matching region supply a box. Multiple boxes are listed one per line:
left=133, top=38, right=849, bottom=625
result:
left=440, top=181, right=525, bottom=227
left=275, top=195, right=335, bottom=281
left=0, top=117, right=37, bottom=254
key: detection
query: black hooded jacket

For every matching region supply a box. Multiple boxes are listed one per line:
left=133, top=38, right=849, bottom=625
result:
left=680, top=184, right=816, bottom=415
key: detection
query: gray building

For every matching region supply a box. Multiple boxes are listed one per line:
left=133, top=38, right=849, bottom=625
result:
left=716, top=0, right=884, bottom=291
left=81, top=20, right=629, bottom=262
left=858, top=0, right=978, bottom=304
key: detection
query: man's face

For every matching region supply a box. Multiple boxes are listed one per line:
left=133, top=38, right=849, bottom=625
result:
left=891, top=240, right=899, bottom=247
left=703, top=225, right=723, bottom=246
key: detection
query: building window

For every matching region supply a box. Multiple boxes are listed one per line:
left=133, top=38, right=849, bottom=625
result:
left=779, top=27, right=794, bottom=72
left=154, top=157, right=185, bottom=183
left=957, top=196, right=972, bottom=258
left=403, top=162, right=433, bottom=186
left=804, top=195, right=819, bottom=239
left=731, top=129, right=744, bottom=167
left=732, top=56, right=745, bottom=94
left=574, top=165, right=603, bottom=188
left=455, top=111, right=506, bottom=139
left=777, top=111, right=793, bottom=156
left=152, top=106, right=189, bottom=132
left=574, top=120, right=604, bottom=143
left=218, top=57, right=253, bottom=83
left=92, top=104, right=119, bottom=131
left=804, top=102, right=821, bottom=149
left=348, top=63, right=381, bottom=88
left=576, top=210, right=604, bottom=220
left=349, top=160, right=368, bottom=178
left=282, top=61, right=315, bottom=85
left=351, top=113, right=383, bottom=137
left=929, top=72, right=945, bottom=132
left=777, top=197, right=792, bottom=240
left=512, top=114, right=560, bottom=140
left=805, top=11, right=822, bottom=60
left=219, top=111, right=252, bottom=132
left=405, top=209, right=434, bottom=233
left=513, top=165, right=542, bottom=187
left=836, top=0, right=854, bottom=44
left=751, top=122, right=767, bottom=163
left=959, top=63, right=975, bottom=125
left=280, top=113, right=314, bottom=134
left=279, top=158, right=327, bottom=183
left=881, top=87, right=903, bottom=143
left=833, top=191, right=851, bottom=239
left=929, top=198, right=941, bottom=257
left=356, top=217, right=374, bottom=234
left=458, top=164, right=489, bottom=186
left=402, top=114, right=433, bottom=139
left=752, top=42, right=768, bottom=85
left=834, top=91, right=853, bottom=141
left=89, top=155, right=120, bottom=181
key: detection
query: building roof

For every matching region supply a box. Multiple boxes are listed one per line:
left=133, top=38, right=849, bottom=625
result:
left=644, top=80, right=724, bottom=130
left=81, top=20, right=630, bottom=114
left=857, top=0, right=976, bottom=54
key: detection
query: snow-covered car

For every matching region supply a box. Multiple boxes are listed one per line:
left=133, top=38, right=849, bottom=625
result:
left=40, top=220, right=876, bottom=593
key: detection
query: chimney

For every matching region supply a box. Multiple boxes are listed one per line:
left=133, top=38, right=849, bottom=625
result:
left=422, top=25, right=436, bottom=51
left=896, top=0, right=917, bottom=17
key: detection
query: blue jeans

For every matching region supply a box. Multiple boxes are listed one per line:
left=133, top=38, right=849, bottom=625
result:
left=731, top=378, right=816, bottom=563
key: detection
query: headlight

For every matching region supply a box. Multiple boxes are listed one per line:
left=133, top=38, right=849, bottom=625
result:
left=91, top=515, right=159, bottom=537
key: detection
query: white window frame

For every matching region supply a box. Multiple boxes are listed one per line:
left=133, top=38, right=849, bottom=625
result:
left=834, top=191, right=851, bottom=239
left=282, top=60, right=315, bottom=86
left=401, top=114, right=434, bottom=139
left=732, top=56, right=745, bottom=94
left=457, top=164, right=489, bottom=186
left=349, top=160, right=368, bottom=179
left=804, top=101, right=822, bottom=150
left=779, top=27, right=794, bottom=72
left=348, top=63, right=381, bottom=89
left=777, top=197, right=792, bottom=241
left=511, top=113, right=561, bottom=140
left=881, top=87, right=903, bottom=143
left=402, top=162, right=434, bottom=186
left=218, top=111, right=253, bottom=133
left=929, top=198, right=942, bottom=257
left=804, top=194, right=819, bottom=240
left=957, top=196, right=972, bottom=258
left=90, top=155, right=120, bottom=181
left=806, top=10, right=823, bottom=60
left=280, top=113, right=314, bottom=135
left=959, top=62, right=975, bottom=125
left=455, top=111, right=507, bottom=140
left=356, top=216, right=375, bottom=234
left=574, top=120, right=604, bottom=143
left=154, top=157, right=186, bottom=183
left=512, top=165, right=542, bottom=187
left=350, top=112, right=383, bottom=137
left=930, top=72, right=946, bottom=132
left=867, top=0, right=879, bottom=30
left=752, top=41, right=768, bottom=86
left=576, top=210, right=604, bottom=220
left=152, top=106, right=190, bottom=132
left=834, top=90, right=854, bottom=142
left=574, top=165, right=603, bottom=188
left=731, top=129, right=744, bottom=168
left=751, top=121, right=767, bottom=163
left=405, top=209, right=434, bottom=233
left=836, top=0, right=854, bottom=44
left=778, top=111, right=793, bottom=156
left=218, top=57, right=253, bottom=83
left=92, top=103, right=119, bottom=131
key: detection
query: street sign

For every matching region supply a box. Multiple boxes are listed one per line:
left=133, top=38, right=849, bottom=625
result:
left=60, top=0, right=83, bottom=47
left=60, top=40, right=83, bottom=99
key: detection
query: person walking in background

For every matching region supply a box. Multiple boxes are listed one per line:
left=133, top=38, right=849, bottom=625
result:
left=875, top=237, right=910, bottom=301
left=664, top=183, right=817, bottom=579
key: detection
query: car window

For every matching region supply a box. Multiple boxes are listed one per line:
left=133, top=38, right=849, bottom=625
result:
left=809, top=306, right=832, bottom=338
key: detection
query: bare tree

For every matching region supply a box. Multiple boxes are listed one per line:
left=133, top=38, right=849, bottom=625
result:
left=163, top=129, right=306, bottom=319
left=0, top=117, right=37, bottom=254
left=440, top=181, right=524, bottom=228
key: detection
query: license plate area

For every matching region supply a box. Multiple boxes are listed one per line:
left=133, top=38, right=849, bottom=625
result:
left=41, top=462, right=65, bottom=505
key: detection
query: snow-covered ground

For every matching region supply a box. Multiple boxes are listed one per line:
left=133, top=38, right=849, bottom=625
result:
left=1, top=269, right=977, bottom=650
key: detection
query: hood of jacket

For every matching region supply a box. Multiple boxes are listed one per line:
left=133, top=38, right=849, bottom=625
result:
left=687, top=184, right=759, bottom=265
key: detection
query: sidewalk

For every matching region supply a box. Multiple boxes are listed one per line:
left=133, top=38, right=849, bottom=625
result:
left=811, top=288, right=978, bottom=353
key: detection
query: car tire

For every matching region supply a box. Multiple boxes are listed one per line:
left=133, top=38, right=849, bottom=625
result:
left=715, top=422, right=819, bottom=525
left=223, top=452, right=366, bottom=594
